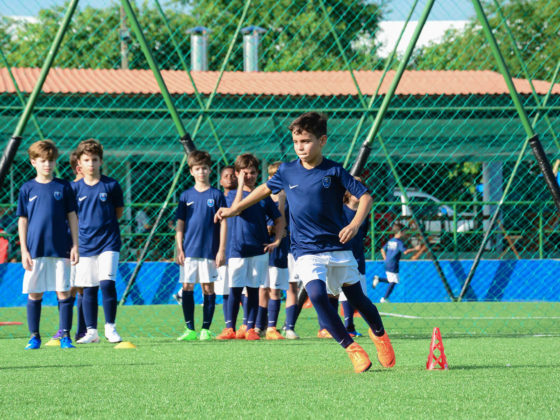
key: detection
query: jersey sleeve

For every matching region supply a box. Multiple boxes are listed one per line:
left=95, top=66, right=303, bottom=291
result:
left=398, top=240, right=407, bottom=252
left=176, top=192, right=187, bottom=221
left=339, top=167, right=367, bottom=199
left=266, top=165, right=284, bottom=194
left=225, top=190, right=235, bottom=207
left=264, top=197, right=281, bottom=220
left=64, top=182, right=77, bottom=213
left=111, top=181, right=125, bottom=208
left=16, top=186, right=27, bottom=218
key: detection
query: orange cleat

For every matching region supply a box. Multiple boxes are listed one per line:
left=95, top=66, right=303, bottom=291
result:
left=245, top=328, right=261, bottom=340
left=369, top=329, right=396, bottom=368
left=345, top=342, right=372, bottom=373
left=216, top=327, right=236, bottom=340
left=317, top=329, right=333, bottom=339
left=265, top=327, right=285, bottom=340
left=235, top=325, right=248, bottom=339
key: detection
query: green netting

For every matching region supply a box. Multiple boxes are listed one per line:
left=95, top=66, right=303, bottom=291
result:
left=1, top=0, right=559, bottom=338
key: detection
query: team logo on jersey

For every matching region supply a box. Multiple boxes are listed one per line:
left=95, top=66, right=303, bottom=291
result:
left=207, top=199, right=215, bottom=207
left=99, top=192, right=107, bottom=202
left=53, top=191, right=62, bottom=200
left=322, top=176, right=331, bottom=189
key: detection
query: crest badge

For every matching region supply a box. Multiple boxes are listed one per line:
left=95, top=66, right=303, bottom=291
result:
left=207, top=199, right=215, bottom=207
left=99, top=192, right=107, bottom=202
left=322, top=176, right=331, bottom=189
left=53, top=191, right=62, bottom=200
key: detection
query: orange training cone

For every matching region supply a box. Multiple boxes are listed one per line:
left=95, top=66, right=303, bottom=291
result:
left=426, top=327, right=448, bottom=370
left=303, top=298, right=313, bottom=309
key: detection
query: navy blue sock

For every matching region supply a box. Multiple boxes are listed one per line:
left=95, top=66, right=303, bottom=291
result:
left=268, top=299, right=281, bottom=328
left=76, top=292, right=86, bottom=336
left=342, top=282, right=385, bottom=336
left=329, top=296, right=339, bottom=313
left=255, top=306, right=268, bottom=330
left=221, top=294, right=229, bottom=324
left=241, top=294, right=248, bottom=326
left=227, top=287, right=243, bottom=330
left=182, top=290, right=195, bottom=330
left=58, top=296, right=74, bottom=335
left=306, top=280, right=353, bottom=348
left=26, top=298, right=42, bottom=336
left=385, top=283, right=396, bottom=299
left=100, top=280, right=117, bottom=324
left=202, top=293, right=216, bottom=330
left=285, top=304, right=297, bottom=330
left=82, top=286, right=99, bottom=329
left=246, top=287, right=259, bottom=329
left=341, top=301, right=355, bottom=331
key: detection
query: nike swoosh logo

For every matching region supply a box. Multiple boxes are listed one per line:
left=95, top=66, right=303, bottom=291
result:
left=79, top=196, right=87, bottom=201
left=187, top=202, right=194, bottom=206
left=289, top=185, right=298, bottom=189
left=29, top=196, right=37, bottom=202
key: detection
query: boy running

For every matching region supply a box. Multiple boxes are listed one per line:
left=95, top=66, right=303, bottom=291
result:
left=216, top=112, right=395, bottom=373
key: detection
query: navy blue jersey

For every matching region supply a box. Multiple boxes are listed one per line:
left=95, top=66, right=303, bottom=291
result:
left=343, top=205, right=369, bottom=275
left=72, top=176, right=123, bottom=257
left=226, top=189, right=281, bottom=259
left=268, top=200, right=289, bottom=269
left=16, top=178, right=76, bottom=259
left=383, top=237, right=406, bottom=273
left=266, top=158, right=367, bottom=259
left=176, top=187, right=226, bottom=259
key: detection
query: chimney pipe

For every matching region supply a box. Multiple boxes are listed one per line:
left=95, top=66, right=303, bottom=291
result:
left=188, top=26, right=210, bottom=71
left=241, top=26, right=266, bottom=72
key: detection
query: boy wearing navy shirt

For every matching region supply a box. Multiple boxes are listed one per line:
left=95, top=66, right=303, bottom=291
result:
left=17, top=140, right=79, bottom=350
left=217, top=112, right=395, bottom=373
left=216, top=154, right=284, bottom=341
left=175, top=151, right=227, bottom=341
left=72, top=139, right=124, bottom=344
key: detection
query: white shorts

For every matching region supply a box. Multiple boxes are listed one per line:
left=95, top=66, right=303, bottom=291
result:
left=262, top=266, right=289, bottom=290
left=74, top=251, right=119, bottom=287
left=179, top=257, right=219, bottom=284
left=295, top=250, right=360, bottom=295
left=22, top=257, right=71, bottom=294
left=339, top=273, right=367, bottom=302
left=287, top=253, right=299, bottom=283
left=386, top=271, right=400, bottom=284
left=70, top=265, right=77, bottom=288
left=213, top=265, right=229, bottom=295
left=228, top=254, right=269, bottom=288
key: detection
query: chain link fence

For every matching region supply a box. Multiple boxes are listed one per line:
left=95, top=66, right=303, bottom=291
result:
left=0, top=0, right=559, bottom=338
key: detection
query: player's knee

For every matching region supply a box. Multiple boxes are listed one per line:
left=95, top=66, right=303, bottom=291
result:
left=28, top=292, right=43, bottom=300
left=183, top=283, right=194, bottom=292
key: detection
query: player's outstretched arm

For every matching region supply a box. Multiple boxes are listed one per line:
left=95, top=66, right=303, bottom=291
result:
left=18, top=216, right=32, bottom=271
left=67, top=211, right=79, bottom=265
left=214, top=183, right=272, bottom=222
left=339, top=192, right=373, bottom=244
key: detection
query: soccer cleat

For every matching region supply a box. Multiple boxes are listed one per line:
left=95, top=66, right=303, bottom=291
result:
left=199, top=329, right=215, bottom=341
left=173, top=289, right=183, bottom=304
left=265, top=327, right=285, bottom=340
left=104, top=323, right=122, bottom=343
left=348, top=330, right=363, bottom=338
left=369, top=330, right=396, bottom=368
left=283, top=329, right=300, bottom=340
left=317, top=329, right=333, bottom=339
left=245, top=328, right=261, bottom=340
left=77, top=328, right=100, bottom=344
left=60, top=336, right=76, bottom=349
left=235, top=324, right=248, bottom=339
left=75, top=331, right=86, bottom=342
left=254, top=327, right=264, bottom=337
left=177, top=327, right=198, bottom=341
left=380, top=297, right=389, bottom=303
left=52, top=329, right=64, bottom=340
left=372, top=275, right=380, bottom=288
left=345, top=342, right=372, bottom=373
left=216, top=327, right=236, bottom=340
left=25, top=336, right=41, bottom=350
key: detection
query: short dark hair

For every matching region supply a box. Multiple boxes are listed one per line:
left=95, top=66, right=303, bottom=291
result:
left=234, top=153, right=259, bottom=172
left=28, top=140, right=58, bottom=161
left=76, top=139, right=103, bottom=160
left=69, top=151, right=79, bottom=173
left=392, top=222, right=404, bottom=234
left=220, top=165, right=235, bottom=176
left=288, top=112, right=327, bottom=138
left=187, top=150, right=212, bottom=168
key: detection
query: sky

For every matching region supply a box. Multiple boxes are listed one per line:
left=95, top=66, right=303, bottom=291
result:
left=2, top=0, right=475, bottom=21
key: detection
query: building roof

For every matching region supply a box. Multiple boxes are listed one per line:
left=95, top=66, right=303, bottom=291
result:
left=0, top=68, right=558, bottom=96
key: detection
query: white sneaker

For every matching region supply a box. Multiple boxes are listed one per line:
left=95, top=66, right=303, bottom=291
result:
left=372, top=275, right=380, bottom=288
left=380, top=297, right=389, bottom=303
left=77, top=328, right=100, bottom=344
left=284, top=329, right=300, bottom=340
left=104, top=323, right=122, bottom=343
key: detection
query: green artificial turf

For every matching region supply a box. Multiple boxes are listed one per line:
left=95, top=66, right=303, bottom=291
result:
left=1, top=303, right=559, bottom=418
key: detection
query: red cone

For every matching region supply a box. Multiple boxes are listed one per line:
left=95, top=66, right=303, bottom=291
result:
left=426, top=327, right=448, bottom=370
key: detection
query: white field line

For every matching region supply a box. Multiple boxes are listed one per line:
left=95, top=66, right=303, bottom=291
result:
left=379, top=312, right=560, bottom=320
